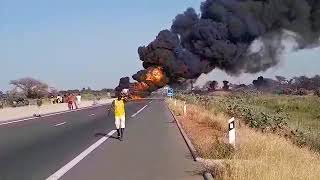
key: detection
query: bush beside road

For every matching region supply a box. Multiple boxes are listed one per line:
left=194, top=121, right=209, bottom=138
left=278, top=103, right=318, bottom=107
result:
left=0, top=99, right=113, bottom=122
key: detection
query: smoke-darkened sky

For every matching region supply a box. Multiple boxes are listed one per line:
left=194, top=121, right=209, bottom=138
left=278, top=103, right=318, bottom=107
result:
left=1, top=0, right=319, bottom=91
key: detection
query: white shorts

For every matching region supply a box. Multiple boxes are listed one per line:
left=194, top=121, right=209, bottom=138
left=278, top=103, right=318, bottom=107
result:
left=115, top=115, right=126, bottom=129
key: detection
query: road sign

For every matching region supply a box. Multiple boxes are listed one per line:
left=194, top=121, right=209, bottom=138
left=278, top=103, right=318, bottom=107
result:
left=167, top=88, right=174, bottom=97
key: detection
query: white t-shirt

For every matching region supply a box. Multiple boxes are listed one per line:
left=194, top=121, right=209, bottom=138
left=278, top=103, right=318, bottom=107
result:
left=76, top=95, right=81, bottom=102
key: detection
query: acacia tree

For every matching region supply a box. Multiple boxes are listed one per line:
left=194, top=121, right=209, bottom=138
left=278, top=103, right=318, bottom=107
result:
left=10, top=77, right=49, bottom=99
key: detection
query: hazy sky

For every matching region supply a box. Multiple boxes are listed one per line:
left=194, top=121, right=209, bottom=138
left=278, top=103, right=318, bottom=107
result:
left=1, top=0, right=319, bottom=91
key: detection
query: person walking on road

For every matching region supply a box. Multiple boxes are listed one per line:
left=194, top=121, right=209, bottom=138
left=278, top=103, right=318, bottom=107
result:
left=34, top=98, right=42, bottom=117
left=110, top=94, right=126, bottom=141
left=67, top=94, right=75, bottom=110
left=75, top=93, right=81, bottom=109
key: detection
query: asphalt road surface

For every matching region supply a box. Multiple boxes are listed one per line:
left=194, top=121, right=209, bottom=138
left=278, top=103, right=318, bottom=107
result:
left=0, top=100, right=202, bottom=180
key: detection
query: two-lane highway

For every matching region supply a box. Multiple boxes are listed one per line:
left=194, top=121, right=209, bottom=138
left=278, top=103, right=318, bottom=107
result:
left=0, top=100, right=149, bottom=180
left=0, top=100, right=201, bottom=180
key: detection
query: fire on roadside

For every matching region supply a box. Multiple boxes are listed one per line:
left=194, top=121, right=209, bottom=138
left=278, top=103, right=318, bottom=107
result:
left=132, top=82, right=149, bottom=91
left=130, top=95, right=142, bottom=100
left=145, top=67, right=167, bottom=86
left=125, top=67, right=168, bottom=99
left=132, top=67, right=167, bottom=92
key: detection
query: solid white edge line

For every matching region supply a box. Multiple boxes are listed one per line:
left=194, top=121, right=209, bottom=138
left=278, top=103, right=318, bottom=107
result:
left=0, top=117, right=36, bottom=126
left=131, top=105, right=148, bottom=118
left=46, top=130, right=116, bottom=180
left=54, top=122, right=66, bottom=127
left=0, top=103, right=108, bottom=126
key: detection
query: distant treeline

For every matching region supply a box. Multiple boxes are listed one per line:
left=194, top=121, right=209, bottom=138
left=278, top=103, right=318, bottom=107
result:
left=198, top=75, right=320, bottom=96
left=57, top=87, right=114, bottom=96
left=0, top=77, right=115, bottom=108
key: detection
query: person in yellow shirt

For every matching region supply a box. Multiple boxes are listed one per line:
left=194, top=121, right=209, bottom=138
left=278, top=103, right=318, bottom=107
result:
left=111, top=93, right=126, bottom=141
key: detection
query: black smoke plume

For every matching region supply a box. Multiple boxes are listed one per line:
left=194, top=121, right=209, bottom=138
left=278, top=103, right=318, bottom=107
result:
left=117, top=0, right=320, bottom=97
left=115, top=77, right=130, bottom=96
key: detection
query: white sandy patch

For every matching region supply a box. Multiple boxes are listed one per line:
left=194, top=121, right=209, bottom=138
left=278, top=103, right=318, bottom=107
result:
left=0, top=99, right=114, bottom=122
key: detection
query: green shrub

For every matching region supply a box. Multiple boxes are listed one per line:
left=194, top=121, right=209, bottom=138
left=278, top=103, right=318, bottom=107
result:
left=314, top=89, right=320, bottom=97
left=81, top=93, right=96, bottom=100
left=295, top=88, right=308, bottom=96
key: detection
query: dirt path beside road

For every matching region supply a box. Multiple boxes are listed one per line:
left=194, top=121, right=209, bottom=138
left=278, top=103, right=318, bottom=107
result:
left=0, top=99, right=113, bottom=122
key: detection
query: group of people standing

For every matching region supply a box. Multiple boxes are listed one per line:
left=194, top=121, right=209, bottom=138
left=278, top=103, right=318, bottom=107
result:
left=50, top=95, right=63, bottom=104
left=49, top=93, right=82, bottom=110
left=34, top=94, right=82, bottom=118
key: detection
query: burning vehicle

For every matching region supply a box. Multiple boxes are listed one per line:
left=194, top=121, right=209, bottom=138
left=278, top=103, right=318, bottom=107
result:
left=116, top=0, right=320, bottom=98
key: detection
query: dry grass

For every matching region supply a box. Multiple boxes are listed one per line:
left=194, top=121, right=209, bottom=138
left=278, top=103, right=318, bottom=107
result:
left=167, top=99, right=233, bottom=159
left=167, top=98, right=320, bottom=180
left=225, top=128, right=320, bottom=180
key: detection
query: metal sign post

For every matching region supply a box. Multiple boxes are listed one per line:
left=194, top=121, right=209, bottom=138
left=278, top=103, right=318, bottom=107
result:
left=167, top=87, right=174, bottom=97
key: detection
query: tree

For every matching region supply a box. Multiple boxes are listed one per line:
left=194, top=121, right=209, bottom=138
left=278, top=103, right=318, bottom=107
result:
left=204, top=81, right=218, bottom=91
left=101, top=88, right=114, bottom=93
left=312, top=75, right=320, bottom=88
left=292, top=75, right=320, bottom=90
left=314, top=89, right=320, bottom=97
left=48, top=87, right=59, bottom=96
left=210, top=81, right=218, bottom=91
left=253, top=76, right=267, bottom=89
left=10, top=77, right=49, bottom=99
left=223, top=80, right=230, bottom=91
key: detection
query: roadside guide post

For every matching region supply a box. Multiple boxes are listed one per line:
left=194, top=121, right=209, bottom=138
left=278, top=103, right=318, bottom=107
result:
left=228, top=117, right=236, bottom=148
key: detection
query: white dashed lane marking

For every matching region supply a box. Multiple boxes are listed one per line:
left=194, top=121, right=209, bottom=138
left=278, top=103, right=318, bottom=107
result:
left=131, top=105, right=148, bottom=118
left=54, top=122, right=66, bottom=127
left=46, top=130, right=116, bottom=180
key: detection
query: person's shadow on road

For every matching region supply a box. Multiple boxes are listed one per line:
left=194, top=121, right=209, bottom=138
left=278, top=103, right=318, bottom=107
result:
left=94, top=132, right=118, bottom=140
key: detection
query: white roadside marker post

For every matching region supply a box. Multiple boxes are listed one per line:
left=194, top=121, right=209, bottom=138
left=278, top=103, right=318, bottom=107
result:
left=183, top=101, right=187, bottom=115
left=174, top=99, right=177, bottom=106
left=228, top=117, right=236, bottom=148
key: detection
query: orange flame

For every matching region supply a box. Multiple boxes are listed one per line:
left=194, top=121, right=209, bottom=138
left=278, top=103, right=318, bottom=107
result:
left=130, top=67, right=167, bottom=99
left=132, top=82, right=149, bottom=91
left=130, top=95, right=142, bottom=100
left=145, top=67, right=167, bottom=87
